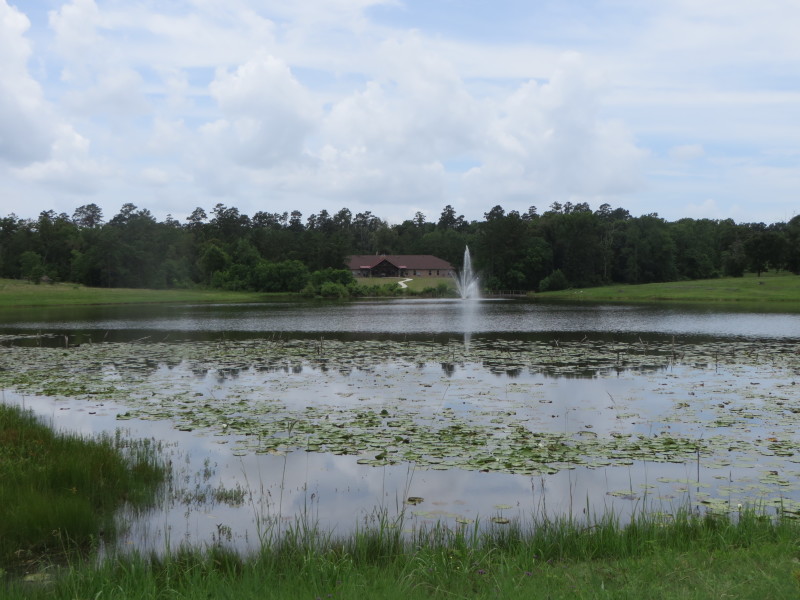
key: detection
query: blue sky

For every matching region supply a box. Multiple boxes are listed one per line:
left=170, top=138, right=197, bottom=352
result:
left=1, top=0, right=798, bottom=225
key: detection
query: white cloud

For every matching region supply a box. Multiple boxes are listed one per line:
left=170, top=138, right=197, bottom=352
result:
left=147, top=118, right=190, bottom=154
left=669, top=144, right=705, bottom=161
left=48, top=0, right=103, bottom=61
left=320, top=31, right=484, bottom=187
left=0, top=1, right=56, bottom=165
left=1, top=0, right=797, bottom=224
left=140, top=166, right=172, bottom=186
left=12, top=124, right=108, bottom=194
left=683, top=198, right=721, bottom=219
left=205, top=54, right=317, bottom=168
left=464, top=53, right=646, bottom=209
left=64, top=67, right=150, bottom=116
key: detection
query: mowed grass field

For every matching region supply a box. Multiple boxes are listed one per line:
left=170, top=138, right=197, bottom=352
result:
left=354, top=276, right=455, bottom=292
left=1, top=272, right=797, bottom=309
left=0, top=279, right=275, bottom=308
left=538, top=272, right=800, bottom=307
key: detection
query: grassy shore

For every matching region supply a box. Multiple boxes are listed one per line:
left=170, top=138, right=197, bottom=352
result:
left=0, top=279, right=277, bottom=308
left=538, top=271, right=800, bottom=308
left=6, top=272, right=797, bottom=309
left=8, top=507, right=800, bottom=598
left=4, top=404, right=800, bottom=597
left=0, top=404, right=165, bottom=574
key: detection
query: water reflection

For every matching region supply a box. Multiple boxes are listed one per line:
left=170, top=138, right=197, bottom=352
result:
left=0, top=299, right=798, bottom=339
left=1, top=300, right=799, bottom=557
left=0, top=390, right=728, bottom=557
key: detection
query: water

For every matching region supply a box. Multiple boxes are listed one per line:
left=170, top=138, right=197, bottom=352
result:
left=1, top=299, right=799, bottom=556
left=454, top=246, right=480, bottom=299
left=0, top=298, right=796, bottom=339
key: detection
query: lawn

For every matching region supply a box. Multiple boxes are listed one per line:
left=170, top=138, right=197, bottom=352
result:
left=353, top=276, right=455, bottom=293
left=0, top=279, right=276, bottom=308
left=539, top=272, right=800, bottom=307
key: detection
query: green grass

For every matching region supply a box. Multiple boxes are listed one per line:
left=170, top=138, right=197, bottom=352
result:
left=0, top=279, right=278, bottom=308
left=0, top=404, right=165, bottom=572
left=8, top=509, right=800, bottom=598
left=539, top=271, right=800, bottom=307
left=4, top=402, right=800, bottom=597
left=354, top=276, right=455, bottom=293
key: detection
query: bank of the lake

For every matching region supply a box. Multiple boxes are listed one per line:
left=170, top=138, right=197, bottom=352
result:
left=538, top=272, right=800, bottom=308
left=0, top=404, right=165, bottom=574
left=3, top=273, right=799, bottom=310
left=8, top=400, right=800, bottom=597
left=8, top=507, right=800, bottom=599
left=0, top=279, right=282, bottom=308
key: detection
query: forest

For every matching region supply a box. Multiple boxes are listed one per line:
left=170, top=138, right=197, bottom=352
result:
left=1, top=201, right=798, bottom=295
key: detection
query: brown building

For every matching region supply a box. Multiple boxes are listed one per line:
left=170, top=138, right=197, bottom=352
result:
left=347, top=255, right=455, bottom=278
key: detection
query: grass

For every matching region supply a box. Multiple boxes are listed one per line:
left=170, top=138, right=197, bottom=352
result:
left=0, top=279, right=279, bottom=308
left=539, top=271, right=800, bottom=308
left=0, top=404, right=165, bottom=573
left=7, top=272, right=796, bottom=309
left=354, top=276, right=456, bottom=294
left=4, top=403, right=800, bottom=597
left=0, top=277, right=451, bottom=308
left=7, top=508, right=800, bottom=598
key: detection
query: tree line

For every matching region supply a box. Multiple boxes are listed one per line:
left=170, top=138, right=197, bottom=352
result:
left=1, top=201, right=797, bottom=294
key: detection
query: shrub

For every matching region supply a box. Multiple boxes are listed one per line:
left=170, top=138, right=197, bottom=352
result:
left=539, top=269, right=570, bottom=292
left=319, top=282, right=349, bottom=298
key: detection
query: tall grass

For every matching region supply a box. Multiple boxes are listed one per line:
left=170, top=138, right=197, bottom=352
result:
left=4, top=401, right=800, bottom=597
left=0, top=404, right=165, bottom=571
left=8, top=506, right=800, bottom=599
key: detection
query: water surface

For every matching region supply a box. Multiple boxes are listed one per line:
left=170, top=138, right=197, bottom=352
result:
left=1, top=299, right=798, bottom=555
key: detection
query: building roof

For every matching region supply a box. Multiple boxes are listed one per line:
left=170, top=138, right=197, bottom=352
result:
left=347, top=254, right=454, bottom=271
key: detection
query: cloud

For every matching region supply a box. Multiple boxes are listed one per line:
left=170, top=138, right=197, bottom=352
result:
left=139, top=166, right=168, bottom=186
left=11, top=123, right=108, bottom=194
left=48, top=0, right=103, bottom=63
left=318, top=31, right=483, bottom=199
left=669, top=144, right=704, bottom=161
left=0, top=0, right=109, bottom=193
left=464, top=53, right=646, bottom=209
left=64, top=67, right=150, bottom=116
left=683, top=198, right=720, bottom=219
left=205, top=54, right=317, bottom=168
left=0, top=1, right=57, bottom=165
left=2, top=0, right=796, bottom=225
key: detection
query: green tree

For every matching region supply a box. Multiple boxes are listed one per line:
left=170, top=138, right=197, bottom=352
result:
left=19, top=250, right=44, bottom=282
left=744, top=228, right=786, bottom=276
left=72, top=203, right=104, bottom=228
left=618, top=215, right=677, bottom=284
left=198, top=243, right=231, bottom=284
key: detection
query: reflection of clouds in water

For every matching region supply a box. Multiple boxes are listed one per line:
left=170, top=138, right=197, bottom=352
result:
left=5, top=342, right=800, bottom=556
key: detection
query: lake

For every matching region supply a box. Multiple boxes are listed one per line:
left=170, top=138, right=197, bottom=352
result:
left=1, top=298, right=798, bottom=555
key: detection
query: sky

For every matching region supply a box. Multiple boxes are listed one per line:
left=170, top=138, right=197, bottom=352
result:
left=1, top=0, right=799, bottom=226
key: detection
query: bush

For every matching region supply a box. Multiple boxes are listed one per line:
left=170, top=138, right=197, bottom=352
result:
left=319, top=282, right=349, bottom=298
left=539, top=269, right=570, bottom=292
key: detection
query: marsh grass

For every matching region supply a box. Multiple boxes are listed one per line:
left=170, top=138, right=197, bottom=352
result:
left=8, top=503, right=800, bottom=599
left=0, top=404, right=165, bottom=572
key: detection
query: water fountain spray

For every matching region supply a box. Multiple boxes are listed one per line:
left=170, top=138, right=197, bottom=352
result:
left=454, top=246, right=479, bottom=299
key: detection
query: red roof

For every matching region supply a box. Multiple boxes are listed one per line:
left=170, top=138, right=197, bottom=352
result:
left=347, top=255, right=454, bottom=271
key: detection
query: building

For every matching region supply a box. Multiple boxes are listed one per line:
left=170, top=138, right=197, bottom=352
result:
left=347, top=255, right=455, bottom=278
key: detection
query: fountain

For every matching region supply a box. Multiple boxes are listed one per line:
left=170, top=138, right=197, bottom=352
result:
left=454, top=246, right=480, bottom=299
